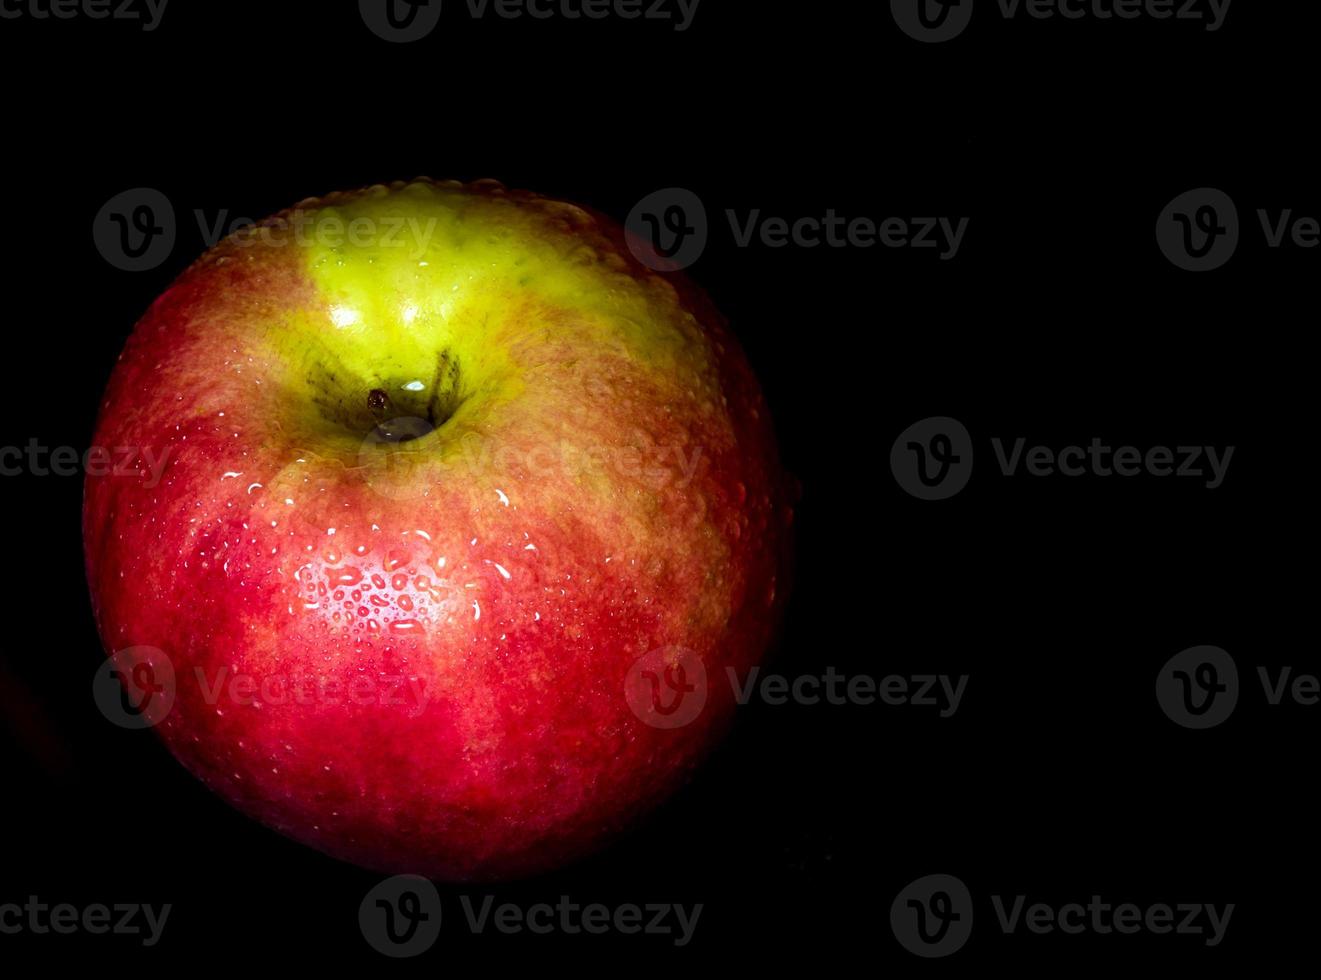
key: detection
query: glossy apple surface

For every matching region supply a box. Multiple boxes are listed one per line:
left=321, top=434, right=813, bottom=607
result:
left=85, top=179, right=790, bottom=879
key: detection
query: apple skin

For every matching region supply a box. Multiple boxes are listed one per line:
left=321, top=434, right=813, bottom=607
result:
left=84, top=179, right=791, bottom=880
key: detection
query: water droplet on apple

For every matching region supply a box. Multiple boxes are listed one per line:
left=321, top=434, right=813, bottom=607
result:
left=329, top=567, right=362, bottom=586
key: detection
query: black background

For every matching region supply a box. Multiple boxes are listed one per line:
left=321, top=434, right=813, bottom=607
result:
left=0, top=0, right=1314, bottom=968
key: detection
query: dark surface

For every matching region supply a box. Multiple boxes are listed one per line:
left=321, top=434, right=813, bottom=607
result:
left=0, top=0, right=1313, bottom=968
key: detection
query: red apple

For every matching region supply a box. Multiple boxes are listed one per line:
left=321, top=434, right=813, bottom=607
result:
left=84, top=179, right=791, bottom=880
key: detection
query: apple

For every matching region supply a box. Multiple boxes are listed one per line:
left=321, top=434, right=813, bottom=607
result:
left=84, top=178, right=791, bottom=880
